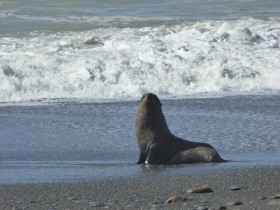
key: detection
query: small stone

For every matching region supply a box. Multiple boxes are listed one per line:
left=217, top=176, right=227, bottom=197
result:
left=150, top=206, right=164, bottom=210
left=75, top=200, right=87, bottom=204
left=229, top=186, right=241, bottom=191
left=12, top=207, right=22, bottom=210
left=89, top=201, right=105, bottom=207
left=125, top=202, right=139, bottom=207
left=201, top=199, right=210, bottom=204
left=272, top=194, right=280, bottom=199
left=67, top=195, right=78, bottom=201
left=187, top=187, right=213, bottom=194
left=183, top=202, right=189, bottom=207
left=226, top=201, right=244, bottom=206
left=197, top=206, right=209, bottom=210
left=150, top=202, right=165, bottom=209
left=269, top=199, right=280, bottom=206
left=257, top=196, right=267, bottom=200
left=165, top=195, right=184, bottom=203
left=109, top=200, right=119, bottom=204
left=219, top=206, right=227, bottom=210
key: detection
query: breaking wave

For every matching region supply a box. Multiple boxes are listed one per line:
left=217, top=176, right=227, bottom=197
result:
left=0, top=18, right=280, bottom=103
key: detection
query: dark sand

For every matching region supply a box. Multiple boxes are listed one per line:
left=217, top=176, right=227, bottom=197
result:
left=1, top=166, right=280, bottom=210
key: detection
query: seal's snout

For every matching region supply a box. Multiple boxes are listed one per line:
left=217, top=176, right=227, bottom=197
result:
left=140, top=93, right=161, bottom=106
left=141, top=92, right=153, bottom=100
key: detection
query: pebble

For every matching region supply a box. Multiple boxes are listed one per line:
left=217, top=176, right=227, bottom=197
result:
left=125, top=202, right=139, bottom=208
left=257, top=196, right=267, bottom=200
left=12, top=207, right=22, bottom=210
left=273, top=193, right=280, bottom=199
left=165, top=195, right=184, bottom=203
left=218, top=205, right=227, bottom=209
left=75, top=200, right=88, bottom=204
left=200, top=199, right=210, bottom=204
left=268, top=199, right=280, bottom=206
left=229, top=186, right=241, bottom=191
left=187, top=187, right=213, bottom=194
left=226, top=201, right=244, bottom=206
left=150, top=202, right=165, bottom=210
left=67, top=195, right=78, bottom=201
left=89, top=201, right=105, bottom=207
left=109, top=200, right=119, bottom=204
left=197, top=206, right=209, bottom=210
left=183, top=202, right=189, bottom=207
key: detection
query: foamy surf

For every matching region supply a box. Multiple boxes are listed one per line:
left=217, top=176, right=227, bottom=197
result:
left=0, top=18, right=280, bottom=103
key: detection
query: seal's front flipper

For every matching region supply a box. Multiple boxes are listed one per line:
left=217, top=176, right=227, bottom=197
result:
left=145, top=146, right=163, bottom=165
left=137, top=152, right=146, bottom=164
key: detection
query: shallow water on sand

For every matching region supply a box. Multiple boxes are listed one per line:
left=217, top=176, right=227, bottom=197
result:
left=0, top=95, right=280, bottom=184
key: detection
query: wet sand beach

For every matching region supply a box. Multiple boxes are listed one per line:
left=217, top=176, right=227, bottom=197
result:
left=1, top=166, right=279, bottom=210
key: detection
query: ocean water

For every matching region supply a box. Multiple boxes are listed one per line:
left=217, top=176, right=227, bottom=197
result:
left=0, top=0, right=280, bottom=184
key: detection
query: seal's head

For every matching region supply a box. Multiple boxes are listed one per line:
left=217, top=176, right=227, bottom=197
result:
left=138, top=93, right=162, bottom=113
left=135, top=93, right=170, bottom=140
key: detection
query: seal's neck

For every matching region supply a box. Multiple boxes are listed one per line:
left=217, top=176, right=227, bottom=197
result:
left=137, top=106, right=170, bottom=135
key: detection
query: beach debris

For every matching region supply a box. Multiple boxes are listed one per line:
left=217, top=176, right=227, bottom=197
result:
left=229, top=186, right=241, bottom=191
left=226, top=201, right=244, bottom=206
left=89, top=201, right=105, bottom=207
left=165, top=195, right=186, bottom=203
left=187, top=187, right=213, bottom=194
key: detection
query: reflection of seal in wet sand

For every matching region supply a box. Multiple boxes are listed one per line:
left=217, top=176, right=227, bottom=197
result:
left=135, top=93, right=226, bottom=165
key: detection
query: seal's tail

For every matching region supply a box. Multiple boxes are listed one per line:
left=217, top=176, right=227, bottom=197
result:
left=214, top=153, right=229, bottom=163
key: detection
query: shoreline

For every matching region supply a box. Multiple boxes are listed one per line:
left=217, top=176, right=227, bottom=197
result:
left=1, top=166, right=279, bottom=210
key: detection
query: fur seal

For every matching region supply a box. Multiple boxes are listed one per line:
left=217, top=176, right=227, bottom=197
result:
left=135, top=93, right=226, bottom=165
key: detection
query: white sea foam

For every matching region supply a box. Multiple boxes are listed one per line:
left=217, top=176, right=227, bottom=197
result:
left=0, top=18, right=280, bottom=103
